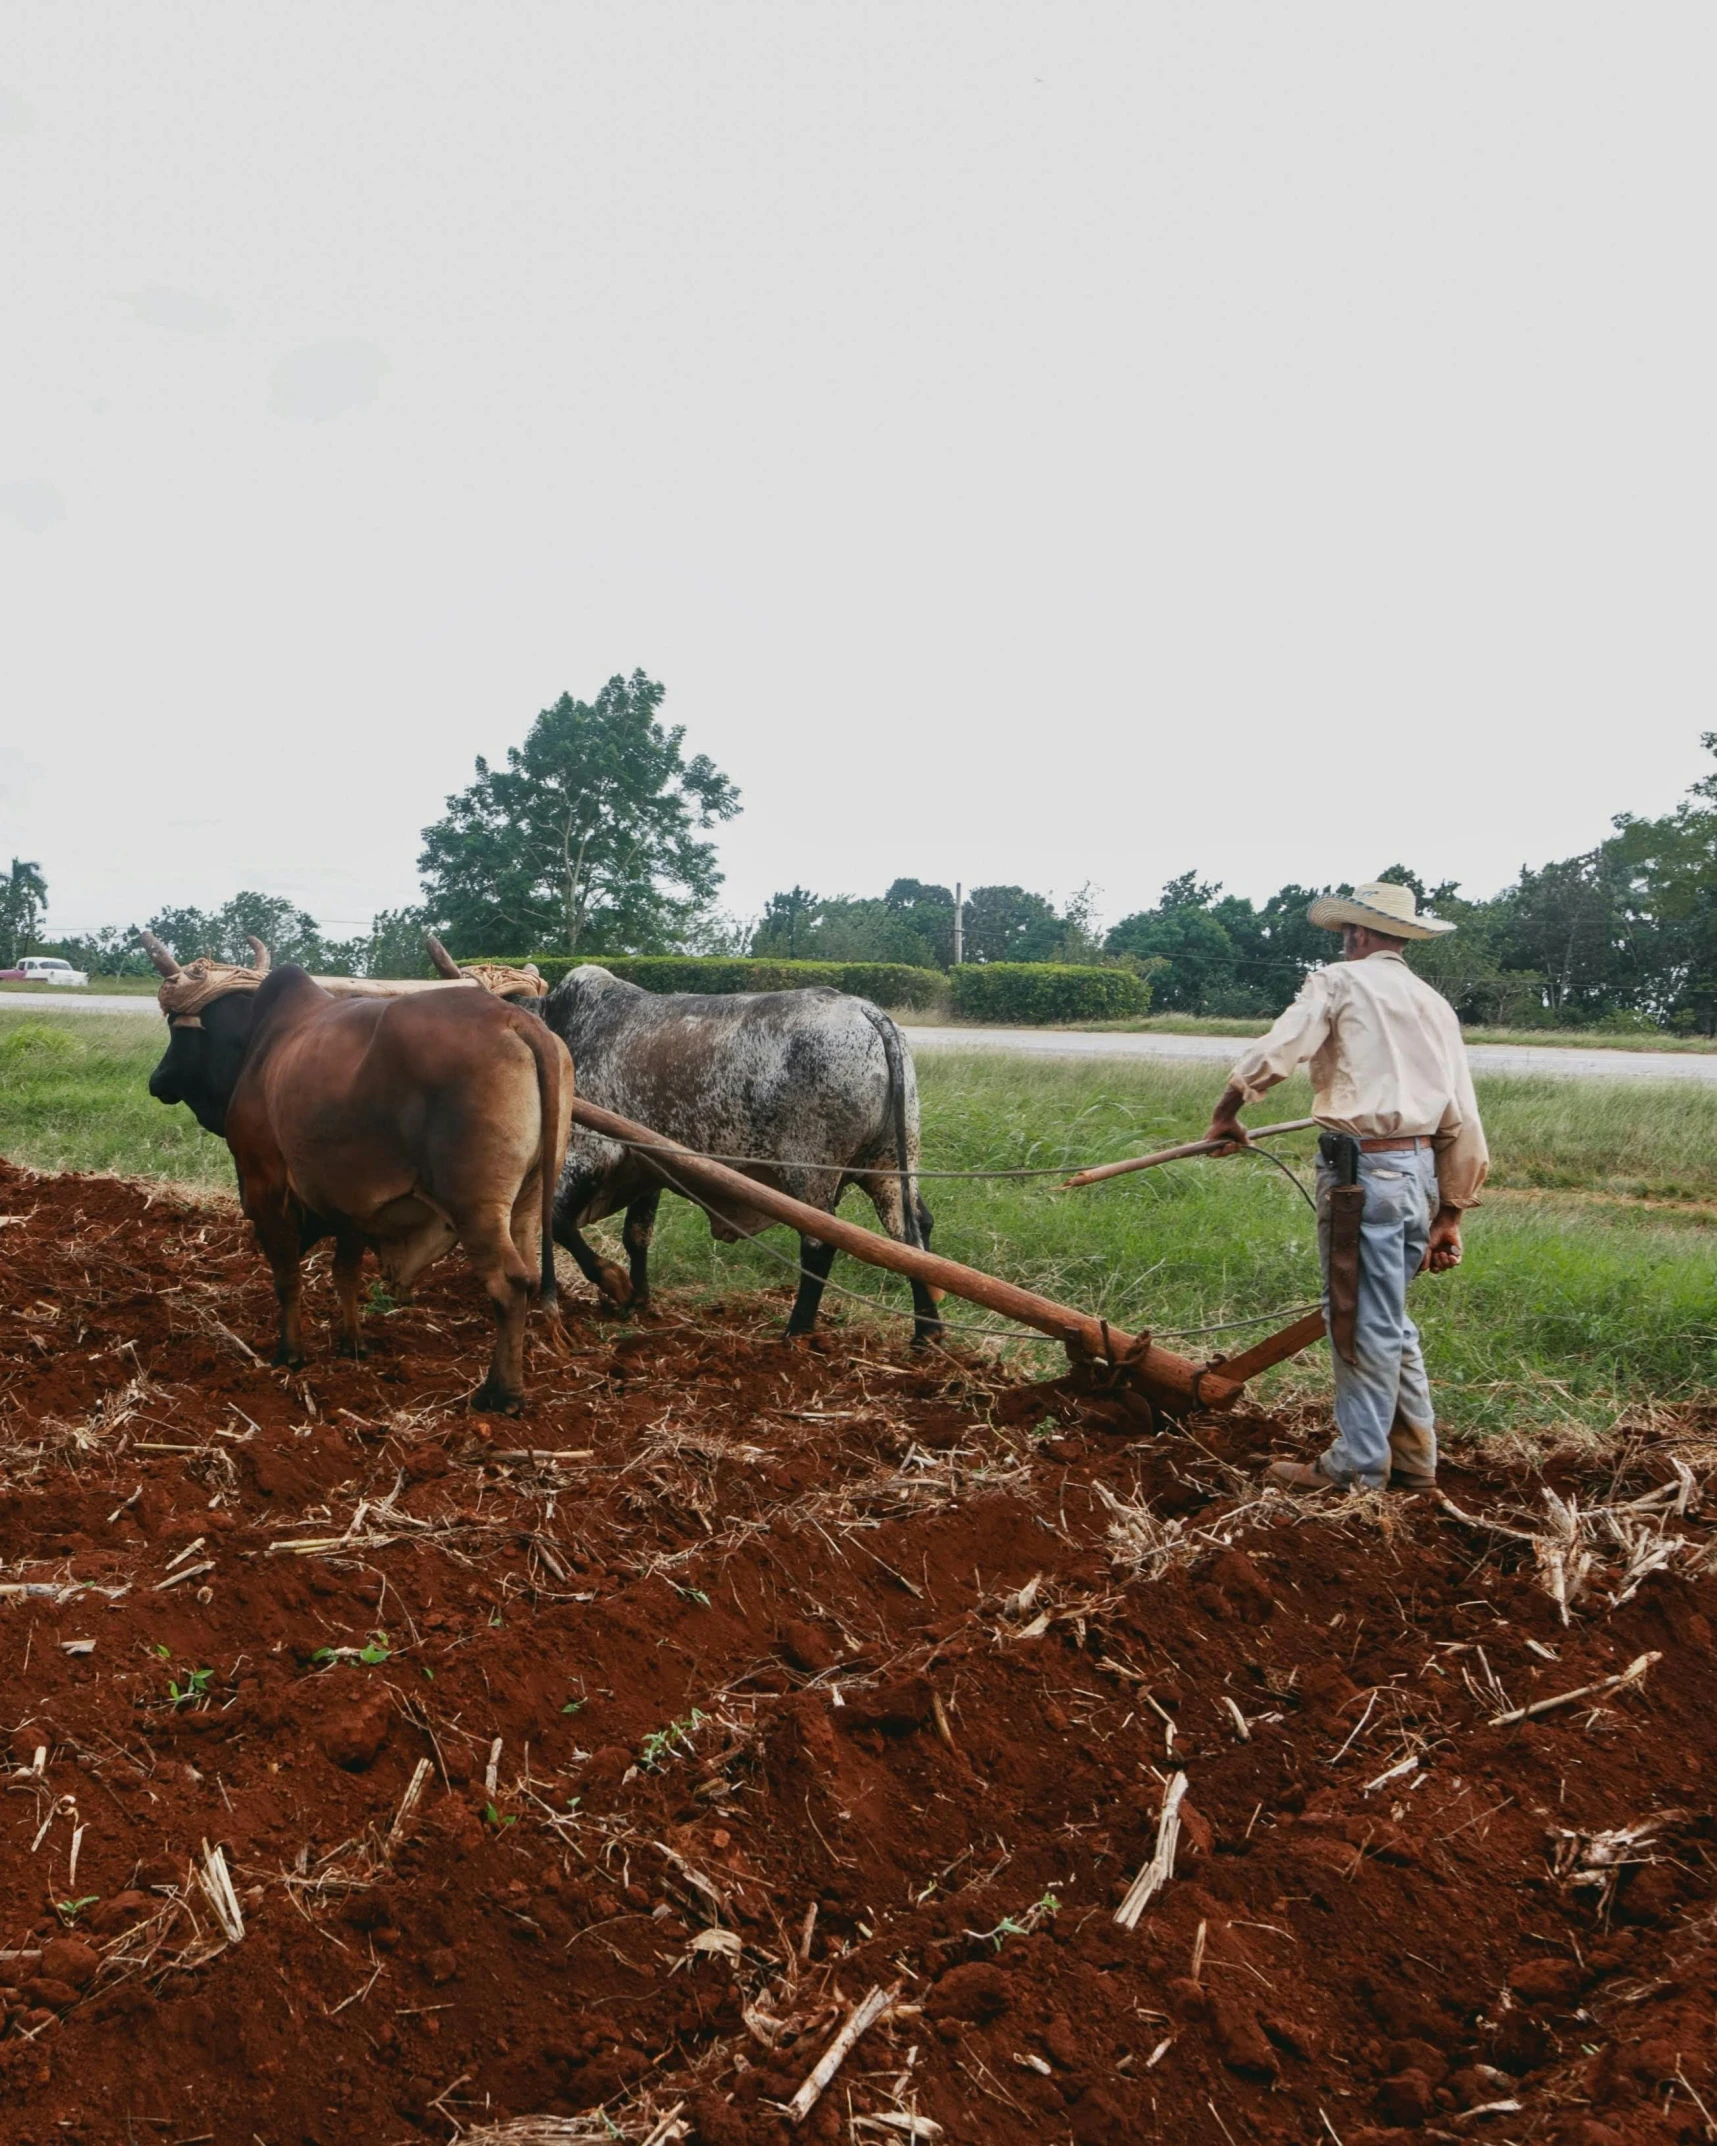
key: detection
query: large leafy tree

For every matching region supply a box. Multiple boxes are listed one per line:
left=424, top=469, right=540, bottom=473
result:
left=419, top=672, right=740, bottom=956
left=1602, top=730, right=1717, bottom=1031
left=145, top=892, right=327, bottom=968
left=0, top=857, right=47, bottom=965
left=752, top=894, right=940, bottom=967
left=1106, top=874, right=1241, bottom=1011
left=964, top=884, right=1064, bottom=964
left=883, top=879, right=959, bottom=966
left=753, top=885, right=821, bottom=959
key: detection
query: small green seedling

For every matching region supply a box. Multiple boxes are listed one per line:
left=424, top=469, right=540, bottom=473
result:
left=168, top=1667, right=213, bottom=1708
left=364, top=1280, right=398, bottom=1314
left=153, top=1642, right=172, bottom=1660
left=560, top=1699, right=583, bottom=1715
left=676, top=1585, right=711, bottom=1608
left=639, top=1707, right=706, bottom=1771
left=54, top=1896, right=98, bottom=1926
left=311, top=1631, right=392, bottom=1667
left=482, top=1803, right=517, bottom=1831
left=967, top=1889, right=1061, bottom=1952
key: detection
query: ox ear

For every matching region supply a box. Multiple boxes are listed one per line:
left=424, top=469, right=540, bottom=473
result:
left=138, top=929, right=182, bottom=979
left=246, top=936, right=271, bottom=974
left=424, top=934, right=465, bottom=981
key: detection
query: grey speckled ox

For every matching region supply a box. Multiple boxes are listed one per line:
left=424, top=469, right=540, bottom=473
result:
left=539, top=967, right=942, bottom=1341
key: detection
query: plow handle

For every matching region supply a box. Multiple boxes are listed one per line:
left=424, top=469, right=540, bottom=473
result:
left=1063, top=1117, right=1317, bottom=1189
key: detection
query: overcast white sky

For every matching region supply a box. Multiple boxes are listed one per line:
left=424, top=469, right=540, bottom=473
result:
left=4, top=5, right=1713, bottom=944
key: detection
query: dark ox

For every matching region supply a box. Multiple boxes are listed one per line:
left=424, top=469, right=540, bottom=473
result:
left=541, top=966, right=942, bottom=1342
left=142, top=935, right=572, bottom=1411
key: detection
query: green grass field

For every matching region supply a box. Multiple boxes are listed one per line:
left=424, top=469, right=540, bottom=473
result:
left=3, top=1012, right=1712, bottom=1443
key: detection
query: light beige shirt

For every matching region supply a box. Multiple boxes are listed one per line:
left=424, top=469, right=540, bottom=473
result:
left=1229, top=951, right=1489, bottom=1208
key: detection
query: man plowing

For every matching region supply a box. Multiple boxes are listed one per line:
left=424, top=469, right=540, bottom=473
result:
left=1203, top=880, right=1488, bottom=1494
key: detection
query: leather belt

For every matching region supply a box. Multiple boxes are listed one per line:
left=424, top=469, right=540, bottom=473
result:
left=1358, top=1135, right=1432, bottom=1153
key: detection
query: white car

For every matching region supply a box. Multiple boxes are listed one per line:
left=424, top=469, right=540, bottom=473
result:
left=1, top=956, right=90, bottom=987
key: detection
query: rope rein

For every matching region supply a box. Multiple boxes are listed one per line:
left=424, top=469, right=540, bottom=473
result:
left=617, top=1147, right=1321, bottom=1347
left=583, top=1130, right=1324, bottom=1348
left=584, top=1130, right=1321, bottom=1186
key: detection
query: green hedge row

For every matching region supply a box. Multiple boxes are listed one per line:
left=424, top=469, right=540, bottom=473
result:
left=475, top=955, right=946, bottom=1009
left=470, top=954, right=1150, bottom=1023
left=948, top=962, right=1152, bottom=1024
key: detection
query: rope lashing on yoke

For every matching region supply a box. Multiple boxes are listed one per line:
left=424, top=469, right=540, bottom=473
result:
left=138, top=928, right=547, bottom=1021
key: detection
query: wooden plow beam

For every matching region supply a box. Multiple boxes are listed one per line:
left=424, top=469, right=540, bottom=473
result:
left=566, top=1096, right=1325, bottom=1416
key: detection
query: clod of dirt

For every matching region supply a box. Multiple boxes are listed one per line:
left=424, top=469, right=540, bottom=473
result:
left=1068, top=2085, right=1130, bottom=2145
left=1389, top=2037, right=1447, bottom=2084
left=1210, top=1991, right=1277, bottom=2078
left=685, top=2091, right=750, bottom=2145
left=1209, top=1548, right=1276, bottom=1617
left=1299, top=1660, right=1360, bottom=1716
left=426, top=1794, right=485, bottom=1855
left=1378, top=2069, right=1437, bottom=2125
left=25, top=1977, right=83, bottom=2010
left=316, top=1685, right=392, bottom=1770
left=776, top=1619, right=835, bottom=1674
left=841, top=1675, right=934, bottom=1734
left=37, top=1937, right=98, bottom=1991
left=87, top=1891, right=150, bottom=1936
left=1508, top=1956, right=1586, bottom=2003
left=1041, top=2014, right=1082, bottom=2069
left=1616, top=1864, right=1682, bottom=1925
left=926, top=1960, right=1012, bottom=2022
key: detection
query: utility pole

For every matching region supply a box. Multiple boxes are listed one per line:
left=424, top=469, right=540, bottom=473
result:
left=952, top=883, right=963, bottom=965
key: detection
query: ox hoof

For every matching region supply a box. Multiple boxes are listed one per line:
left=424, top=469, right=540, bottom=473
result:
left=473, top=1381, right=525, bottom=1417
left=597, top=1266, right=634, bottom=1309
left=272, top=1346, right=307, bottom=1370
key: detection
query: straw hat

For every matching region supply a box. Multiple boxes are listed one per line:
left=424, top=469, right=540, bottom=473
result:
left=1305, top=881, right=1456, bottom=940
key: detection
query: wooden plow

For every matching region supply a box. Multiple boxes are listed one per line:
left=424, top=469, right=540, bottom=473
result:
left=567, top=1096, right=1327, bottom=1419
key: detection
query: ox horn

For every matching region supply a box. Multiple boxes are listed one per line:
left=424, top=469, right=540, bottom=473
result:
left=246, top=936, right=271, bottom=974
left=137, top=929, right=182, bottom=980
left=424, top=934, right=465, bottom=981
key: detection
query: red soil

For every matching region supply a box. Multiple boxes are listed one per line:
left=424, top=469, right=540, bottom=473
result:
left=0, top=1154, right=1713, bottom=2146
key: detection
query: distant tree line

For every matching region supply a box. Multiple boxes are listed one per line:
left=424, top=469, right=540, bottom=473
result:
left=750, top=880, right=1107, bottom=970
left=17, top=684, right=1716, bottom=1033
left=1097, top=734, right=1717, bottom=1034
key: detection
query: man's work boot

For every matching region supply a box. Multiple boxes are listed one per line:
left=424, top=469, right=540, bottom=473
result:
left=1263, top=1459, right=1334, bottom=1494
left=1387, top=1409, right=1437, bottom=1492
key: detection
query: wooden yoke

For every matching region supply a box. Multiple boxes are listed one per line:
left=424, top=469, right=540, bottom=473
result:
left=566, top=1097, right=1327, bottom=1415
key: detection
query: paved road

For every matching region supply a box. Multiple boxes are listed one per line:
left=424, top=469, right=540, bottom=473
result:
left=902, top=1023, right=1717, bottom=1085
left=7, top=993, right=1715, bottom=1084
left=2, top=992, right=162, bottom=1014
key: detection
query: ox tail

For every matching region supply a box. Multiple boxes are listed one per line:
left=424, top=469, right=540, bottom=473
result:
left=518, top=1012, right=571, bottom=1351
left=861, top=1005, right=923, bottom=1250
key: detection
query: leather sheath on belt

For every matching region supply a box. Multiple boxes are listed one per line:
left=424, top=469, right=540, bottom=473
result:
left=1319, top=1131, right=1363, bottom=1366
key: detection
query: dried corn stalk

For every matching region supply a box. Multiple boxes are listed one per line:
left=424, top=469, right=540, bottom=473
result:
left=1094, top=1483, right=1195, bottom=1580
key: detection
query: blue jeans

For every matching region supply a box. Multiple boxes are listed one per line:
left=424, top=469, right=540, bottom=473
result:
left=1316, top=1146, right=1438, bottom=1487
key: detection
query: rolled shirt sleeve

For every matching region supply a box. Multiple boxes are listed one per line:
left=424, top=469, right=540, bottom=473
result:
left=1432, top=1042, right=1490, bottom=1210
left=1228, top=971, right=1333, bottom=1103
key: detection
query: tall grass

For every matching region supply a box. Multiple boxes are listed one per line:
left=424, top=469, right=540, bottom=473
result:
left=2, top=1015, right=1711, bottom=1440
left=0, top=1016, right=230, bottom=1188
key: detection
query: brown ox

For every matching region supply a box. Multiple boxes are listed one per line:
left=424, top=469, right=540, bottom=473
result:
left=141, top=934, right=573, bottom=1411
